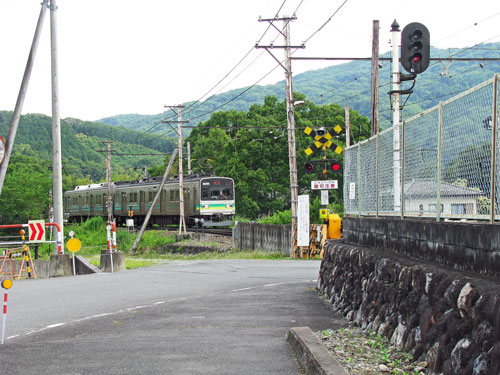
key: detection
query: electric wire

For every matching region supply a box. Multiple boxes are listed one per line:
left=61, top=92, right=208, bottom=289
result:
left=159, top=0, right=290, bottom=125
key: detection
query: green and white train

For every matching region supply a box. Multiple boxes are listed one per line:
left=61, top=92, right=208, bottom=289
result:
left=64, top=175, right=235, bottom=227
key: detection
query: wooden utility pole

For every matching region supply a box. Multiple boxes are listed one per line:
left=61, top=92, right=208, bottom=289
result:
left=256, top=15, right=304, bottom=257
left=0, top=0, right=49, bottom=195
left=371, top=20, right=380, bottom=136
left=163, top=105, right=189, bottom=235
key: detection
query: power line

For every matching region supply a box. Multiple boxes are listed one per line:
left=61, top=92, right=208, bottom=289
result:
left=302, top=0, right=349, bottom=44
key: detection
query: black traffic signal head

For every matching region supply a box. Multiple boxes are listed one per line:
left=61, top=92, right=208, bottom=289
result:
left=401, top=22, right=430, bottom=75
left=331, top=161, right=342, bottom=173
left=304, top=161, right=316, bottom=174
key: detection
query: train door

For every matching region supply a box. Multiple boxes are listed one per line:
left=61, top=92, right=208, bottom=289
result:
left=90, top=194, right=95, bottom=216
left=193, top=187, right=198, bottom=214
left=140, top=191, right=145, bottom=214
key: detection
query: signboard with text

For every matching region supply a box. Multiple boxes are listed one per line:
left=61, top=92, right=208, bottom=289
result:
left=311, top=180, right=338, bottom=190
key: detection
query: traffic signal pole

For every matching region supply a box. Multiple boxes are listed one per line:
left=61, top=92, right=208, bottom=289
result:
left=391, top=20, right=402, bottom=214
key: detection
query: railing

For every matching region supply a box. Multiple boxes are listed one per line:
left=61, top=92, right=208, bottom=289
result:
left=344, top=74, right=500, bottom=222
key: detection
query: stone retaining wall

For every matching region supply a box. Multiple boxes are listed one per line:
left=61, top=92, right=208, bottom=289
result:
left=318, top=240, right=500, bottom=374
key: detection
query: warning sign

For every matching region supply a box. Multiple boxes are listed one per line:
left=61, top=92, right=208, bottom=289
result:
left=28, top=220, right=45, bottom=243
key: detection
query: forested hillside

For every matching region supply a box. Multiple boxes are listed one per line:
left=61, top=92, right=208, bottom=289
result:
left=0, top=112, right=176, bottom=224
left=100, top=43, right=500, bottom=132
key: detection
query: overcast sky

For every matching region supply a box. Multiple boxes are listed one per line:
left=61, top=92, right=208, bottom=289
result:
left=0, top=0, right=498, bottom=121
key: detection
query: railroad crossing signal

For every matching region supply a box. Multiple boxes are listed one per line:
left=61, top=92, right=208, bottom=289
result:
left=401, top=22, right=430, bottom=75
left=304, top=125, right=343, bottom=156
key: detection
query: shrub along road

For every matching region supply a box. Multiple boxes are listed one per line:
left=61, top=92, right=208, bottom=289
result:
left=0, top=259, right=347, bottom=374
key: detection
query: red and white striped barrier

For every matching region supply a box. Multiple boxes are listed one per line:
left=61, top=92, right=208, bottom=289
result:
left=1, top=278, right=12, bottom=344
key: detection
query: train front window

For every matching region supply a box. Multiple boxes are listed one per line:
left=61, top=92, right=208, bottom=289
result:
left=201, top=187, right=233, bottom=200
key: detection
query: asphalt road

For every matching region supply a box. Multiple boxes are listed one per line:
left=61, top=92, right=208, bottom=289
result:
left=0, top=259, right=346, bottom=374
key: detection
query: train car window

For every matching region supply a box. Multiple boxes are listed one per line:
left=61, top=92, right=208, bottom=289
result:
left=170, top=190, right=174, bottom=201
left=175, top=190, right=179, bottom=201
left=148, top=192, right=154, bottom=202
left=130, top=193, right=138, bottom=203
left=78, top=195, right=82, bottom=205
left=96, top=195, right=101, bottom=205
left=185, top=188, right=190, bottom=202
left=201, top=188, right=209, bottom=199
left=85, top=195, right=89, bottom=205
left=162, top=189, right=167, bottom=201
left=73, top=197, right=78, bottom=205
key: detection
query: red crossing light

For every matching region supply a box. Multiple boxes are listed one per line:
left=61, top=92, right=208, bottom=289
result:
left=304, top=162, right=316, bottom=174
left=331, top=161, right=342, bottom=173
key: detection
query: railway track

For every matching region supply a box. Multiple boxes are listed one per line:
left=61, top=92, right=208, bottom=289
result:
left=197, top=228, right=233, bottom=237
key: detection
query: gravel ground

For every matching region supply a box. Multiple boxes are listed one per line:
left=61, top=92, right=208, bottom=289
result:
left=315, top=325, right=430, bottom=375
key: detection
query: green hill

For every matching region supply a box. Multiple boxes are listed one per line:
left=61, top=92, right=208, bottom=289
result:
left=100, top=43, right=500, bottom=132
left=0, top=112, right=176, bottom=182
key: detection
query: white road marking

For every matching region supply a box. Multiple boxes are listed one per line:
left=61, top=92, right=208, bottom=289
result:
left=6, top=279, right=316, bottom=341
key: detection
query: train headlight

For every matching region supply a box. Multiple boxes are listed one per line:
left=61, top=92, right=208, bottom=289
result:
left=226, top=204, right=233, bottom=208
left=203, top=204, right=209, bottom=209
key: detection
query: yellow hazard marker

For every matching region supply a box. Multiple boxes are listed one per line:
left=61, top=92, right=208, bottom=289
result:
left=1, top=279, right=12, bottom=290
left=67, top=238, right=82, bottom=253
left=319, top=208, right=329, bottom=220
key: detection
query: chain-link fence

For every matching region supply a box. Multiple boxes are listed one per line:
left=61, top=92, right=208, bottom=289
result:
left=345, top=74, right=500, bottom=221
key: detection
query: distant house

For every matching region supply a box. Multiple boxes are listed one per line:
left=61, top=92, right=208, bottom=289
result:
left=404, top=178, right=484, bottom=216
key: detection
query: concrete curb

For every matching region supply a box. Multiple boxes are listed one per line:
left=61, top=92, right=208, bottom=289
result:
left=287, top=327, right=348, bottom=375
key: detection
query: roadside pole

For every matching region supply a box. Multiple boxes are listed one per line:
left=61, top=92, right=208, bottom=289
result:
left=1, top=278, right=13, bottom=344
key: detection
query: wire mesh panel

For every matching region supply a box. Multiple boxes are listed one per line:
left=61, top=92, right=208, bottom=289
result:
left=378, top=128, right=395, bottom=215
left=495, top=76, right=500, bottom=220
left=343, top=144, right=359, bottom=215
left=403, top=108, right=440, bottom=217
left=343, top=75, right=499, bottom=222
left=440, top=80, right=494, bottom=219
left=359, top=138, right=377, bottom=215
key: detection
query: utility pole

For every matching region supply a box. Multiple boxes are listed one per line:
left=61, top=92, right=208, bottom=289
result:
left=50, top=0, right=64, bottom=253
left=163, top=105, right=189, bottom=235
left=371, top=20, right=380, bottom=136
left=256, top=15, right=304, bottom=257
left=0, top=0, right=49, bottom=195
left=391, top=20, right=402, bottom=213
left=97, top=141, right=115, bottom=223
left=105, top=141, right=113, bottom=223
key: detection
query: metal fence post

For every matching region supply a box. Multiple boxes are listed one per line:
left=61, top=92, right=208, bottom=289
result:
left=358, top=144, right=362, bottom=217
left=436, top=102, right=444, bottom=222
left=401, top=121, right=405, bottom=219
left=376, top=132, right=380, bottom=218
left=490, top=74, right=498, bottom=223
